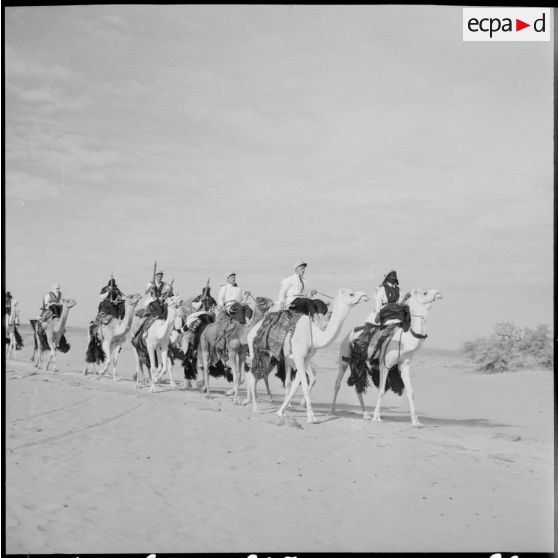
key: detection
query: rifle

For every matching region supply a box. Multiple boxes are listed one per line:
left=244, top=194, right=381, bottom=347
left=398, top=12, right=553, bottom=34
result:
left=152, top=261, right=157, bottom=285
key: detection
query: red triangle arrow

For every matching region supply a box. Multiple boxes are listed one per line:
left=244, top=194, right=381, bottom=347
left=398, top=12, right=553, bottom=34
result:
left=516, top=19, right=530, bottom=31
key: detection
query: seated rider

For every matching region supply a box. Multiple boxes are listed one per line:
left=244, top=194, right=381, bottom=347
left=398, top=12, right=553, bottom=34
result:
left=192, top=284, right=217, bottom=313
left=278, top=260, right=328, bottom=330
left=356, top=269, right=404, bottom=355
left=217, top=271, right=250, bottom=315
left=366, top=270, right=403, bottom=326
left=41, top=283, right=63, bottom=323
left=98, top=277, right=126, bottom=320
left=144, top=270, right=173, bottom=320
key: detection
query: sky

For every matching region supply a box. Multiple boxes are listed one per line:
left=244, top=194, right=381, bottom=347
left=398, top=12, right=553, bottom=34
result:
left=3, top=5, right=554, bottom=349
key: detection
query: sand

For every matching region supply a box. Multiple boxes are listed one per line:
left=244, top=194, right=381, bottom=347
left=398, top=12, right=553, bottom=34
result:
left=4, top=326, right=554, bottom=553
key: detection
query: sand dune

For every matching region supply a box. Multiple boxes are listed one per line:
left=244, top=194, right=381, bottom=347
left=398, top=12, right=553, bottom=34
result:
left=4, top=328, right=553, bottom=553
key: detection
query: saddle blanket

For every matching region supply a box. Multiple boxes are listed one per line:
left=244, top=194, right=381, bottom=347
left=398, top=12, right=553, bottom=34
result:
left=251, top=310, right=302, bottom=378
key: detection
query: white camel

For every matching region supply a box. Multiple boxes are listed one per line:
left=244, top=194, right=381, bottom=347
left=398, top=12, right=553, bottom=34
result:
left=92, top=293, right=142, bottom=380
left=331, top=288, right=443, bottom=426
left=132, top=295, right=184, bottom=392
left=247, top=289, right=369, bottom=422
left=39, top=298, right=77, bottom=372
left=6, top=299, right=20, bottom=360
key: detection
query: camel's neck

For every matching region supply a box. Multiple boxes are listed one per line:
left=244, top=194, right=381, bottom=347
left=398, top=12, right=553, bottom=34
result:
left=54, top=305, right=71, bottom=338
left=410, top=313, right=428, bottom=337
left=160, top=306, right=178, bottom=335
left=114, top=302, right=138, bottom=336
left=308, top=296, right=351, bottom=349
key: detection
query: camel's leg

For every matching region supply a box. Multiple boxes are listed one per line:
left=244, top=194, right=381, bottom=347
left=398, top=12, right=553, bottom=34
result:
left=201, top=349, right=212, bottom=399
left=112, top=345, right=122, bottom=380
left=332, top=333, right=351, bottom=413
left=399, top=358, right=420, bottom=426
left=44, top=347, right=56, bottom=372
left=372, top=358, right=389, bottom=423
left=300, top=364, right=316, bottom=407
left=99, top=339, right=111, bottom=376
left=298, top=359, right=317, bottom=423
left=167, top=357, right=178, bottom=388
left=276, top=369, right=302, bottom=417
left=148, top=345, right=158, bottom=393
left=228, top=348, right=241, bottom=405
left=158, top=347, right=177, bottom=387
left=263, top=372, right=273, bottom=402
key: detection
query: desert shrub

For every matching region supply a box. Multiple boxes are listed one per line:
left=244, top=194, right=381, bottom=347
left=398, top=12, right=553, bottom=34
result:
left=461, top=322, right=553, bottom=373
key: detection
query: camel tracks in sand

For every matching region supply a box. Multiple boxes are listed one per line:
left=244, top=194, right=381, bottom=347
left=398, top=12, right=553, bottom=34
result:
left=6, top=394, right=99, bottom=425
left=7, top=401, right=143, bottom=451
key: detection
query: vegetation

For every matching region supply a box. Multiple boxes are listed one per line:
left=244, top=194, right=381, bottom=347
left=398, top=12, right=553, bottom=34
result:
left=461, top=322, right=553, bottom=373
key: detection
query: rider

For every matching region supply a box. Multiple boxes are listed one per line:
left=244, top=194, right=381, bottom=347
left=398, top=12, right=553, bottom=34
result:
left=365, top=270, right=403, bottom=326
left=98, top=277, right=126, bottom=320
left=41, top=283, right=63, bottom=322
left=355, top=269, right=405, bottom=357
left=144, top=270, right=173, bottom=320
left=217, top=271, right=250, bottom=313
left=192, top=283, right=217, bottom=313
left=278, top=260, right=328, bottom=330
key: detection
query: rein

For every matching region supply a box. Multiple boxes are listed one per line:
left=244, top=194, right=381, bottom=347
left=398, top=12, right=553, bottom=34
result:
left=410, top=314, right=428, bottom=339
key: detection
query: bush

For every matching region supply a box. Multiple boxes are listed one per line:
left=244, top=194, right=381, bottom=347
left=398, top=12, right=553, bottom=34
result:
left=461, top=322, right=553, bottom=373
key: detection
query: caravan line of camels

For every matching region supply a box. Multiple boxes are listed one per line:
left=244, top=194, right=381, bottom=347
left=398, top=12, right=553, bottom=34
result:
left=21, top=284, right=443, bottom=426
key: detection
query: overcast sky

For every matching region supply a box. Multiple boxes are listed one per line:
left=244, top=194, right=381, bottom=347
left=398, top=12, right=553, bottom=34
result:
left=4, top=5, right=553, bottom=349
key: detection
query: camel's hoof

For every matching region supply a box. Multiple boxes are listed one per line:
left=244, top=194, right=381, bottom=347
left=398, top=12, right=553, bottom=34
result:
left=170, top=382, right=177, bottom=388
left=372, top=416, right=382, bottom=423
left=363, top=412, right=373, bottom=420
left=307, top=416, right=317, bottom=424
left=412, top=420, right=422, bottom=427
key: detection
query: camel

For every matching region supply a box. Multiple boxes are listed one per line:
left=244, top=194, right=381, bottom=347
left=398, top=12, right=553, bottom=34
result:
left=6, top=300, right=21, bottom=360
left=196, top=298, right=272, bottom=403
left=85, top=293, right=142, bottom=380
left=331, top=288, right=443, bottom=426
left=131, top=295, right=184, bottom=392
left=38, top=298, right=77, bottom=372
left=247, top=289, right=369, bottom=421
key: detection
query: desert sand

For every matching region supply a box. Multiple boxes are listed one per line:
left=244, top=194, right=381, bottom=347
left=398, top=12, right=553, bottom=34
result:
left=4, top=325, right=554, bottom=553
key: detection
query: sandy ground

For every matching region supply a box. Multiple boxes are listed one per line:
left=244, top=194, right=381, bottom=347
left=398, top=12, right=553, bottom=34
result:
left=4, top=326, right=554, bottom=553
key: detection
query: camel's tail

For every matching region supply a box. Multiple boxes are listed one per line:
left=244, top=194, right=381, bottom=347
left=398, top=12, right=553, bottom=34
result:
left=181, top=352, right=198, bottom=381
left=369, top=361, right=404, bottom=396
left=168, top=344, right=186, bottom=365
left=208, top=361, right=233, bottom=382
left=347, top=342, right=370, bottom=394
left=57, top=335, right=71, bottom=354
left=274, top=354, right=297, bottom=386
left=85, top=334, right=106, bottom=364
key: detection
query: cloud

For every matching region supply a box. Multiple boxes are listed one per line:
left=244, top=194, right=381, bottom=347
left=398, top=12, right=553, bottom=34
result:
left=5, top=172, right=63, bottom=202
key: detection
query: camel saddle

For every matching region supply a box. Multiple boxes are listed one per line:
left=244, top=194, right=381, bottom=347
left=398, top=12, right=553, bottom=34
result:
left=89, top=312, right=115, bottom=340
left=251, top=310, right=302, bottom=379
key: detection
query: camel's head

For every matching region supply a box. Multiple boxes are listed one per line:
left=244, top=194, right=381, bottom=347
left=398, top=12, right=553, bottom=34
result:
left=337, top=289, right=369, bottom=306
left=405, top=289, right=443, bottom=316
left=62, top=298, right=77, bottom=309
left=126, top=293, right=142, bottom=306
left=227, top=302, right=253, bottom=325
left=167, top=295, right=183, bottom=308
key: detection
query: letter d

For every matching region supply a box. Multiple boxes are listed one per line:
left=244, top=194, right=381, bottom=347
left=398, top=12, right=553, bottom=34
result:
left=534, top=13, right=546, bottom=32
